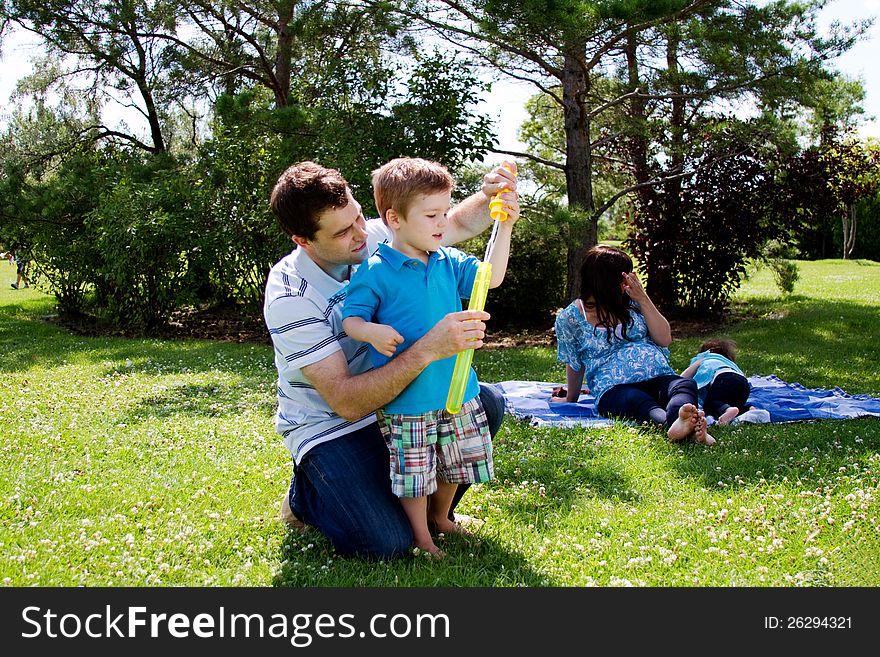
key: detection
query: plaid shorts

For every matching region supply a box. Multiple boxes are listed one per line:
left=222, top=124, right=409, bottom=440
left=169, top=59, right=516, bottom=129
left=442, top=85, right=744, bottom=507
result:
left=377, top=396, right=494, bottom=498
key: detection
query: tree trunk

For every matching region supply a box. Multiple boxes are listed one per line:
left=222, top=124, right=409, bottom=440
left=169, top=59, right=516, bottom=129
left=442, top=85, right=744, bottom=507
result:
left=657, top=27, right=685, bottom=310
left=130, top=31, right=165, bottom=153
left=274, top=0, right=295, bottom=108
left=561, top=49, right=595, bottom=301
left=624, top=31, right=672, bottom=307
left=842, top=204, right=857, bottom=258
left=138, top=80, right=166, bottom=153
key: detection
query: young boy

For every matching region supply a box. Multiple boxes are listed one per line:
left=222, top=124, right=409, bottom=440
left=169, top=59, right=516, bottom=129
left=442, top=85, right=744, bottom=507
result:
left=341, top=157, right=517, bottom=557
left=681, top=338, right=769, bottom=425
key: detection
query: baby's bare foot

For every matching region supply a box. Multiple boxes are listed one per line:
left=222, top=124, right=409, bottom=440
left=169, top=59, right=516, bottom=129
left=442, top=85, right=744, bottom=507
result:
left=694, top=411, right=716, bottom=446
left=668, top=403, right=698, bottom=442
left=717, top=407, right=739, bottom=425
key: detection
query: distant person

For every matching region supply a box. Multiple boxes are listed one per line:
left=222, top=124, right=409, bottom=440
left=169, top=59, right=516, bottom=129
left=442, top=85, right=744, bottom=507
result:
left=342, top=157, right=518, bottom=558
left=9, top=246, right=30, bottom=289
left=553, top=244, right=714, bottom=446
left=680, top=338, right=770, bottom=425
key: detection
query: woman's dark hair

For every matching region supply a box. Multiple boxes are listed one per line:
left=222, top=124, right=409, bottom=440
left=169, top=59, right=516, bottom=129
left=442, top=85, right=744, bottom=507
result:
left=578, top=244, right=635, bottom=342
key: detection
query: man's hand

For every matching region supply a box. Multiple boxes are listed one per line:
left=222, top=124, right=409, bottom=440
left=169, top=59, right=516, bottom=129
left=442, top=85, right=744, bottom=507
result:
left=417, top=310, right=489, bottom=360
left=445, top=161, right=519, bottom=245
left=481, top=161, right=518, bottom=199
left=491, top=190, right=520, bottom=228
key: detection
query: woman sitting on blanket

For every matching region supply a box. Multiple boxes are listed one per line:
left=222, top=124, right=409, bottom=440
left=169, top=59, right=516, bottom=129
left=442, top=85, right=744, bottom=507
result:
left=552, top=245, right=715, bottom=446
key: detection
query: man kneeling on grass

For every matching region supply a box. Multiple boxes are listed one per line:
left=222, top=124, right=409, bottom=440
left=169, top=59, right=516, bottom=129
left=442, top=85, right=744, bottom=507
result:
left=264, top=160, right=518, bottom=558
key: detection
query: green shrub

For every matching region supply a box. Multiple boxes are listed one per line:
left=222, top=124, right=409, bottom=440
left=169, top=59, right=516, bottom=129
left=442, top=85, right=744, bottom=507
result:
left=769, top=258, right=800, bottom=294
left=87, top=165, right=204, bottom=329
left=459, top=206, right=567, bottom=328
left=761, top=240, right=801, bottom=294
left=0, top=148, right=114, bottom=315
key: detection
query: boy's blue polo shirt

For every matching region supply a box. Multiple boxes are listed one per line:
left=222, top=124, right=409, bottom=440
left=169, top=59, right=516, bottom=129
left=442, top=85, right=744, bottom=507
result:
left=342, top=243, right=481, bottom=414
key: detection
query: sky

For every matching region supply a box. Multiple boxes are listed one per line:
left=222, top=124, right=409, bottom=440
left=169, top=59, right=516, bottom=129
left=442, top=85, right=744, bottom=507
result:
left=1, top=0, right=878, bottom=152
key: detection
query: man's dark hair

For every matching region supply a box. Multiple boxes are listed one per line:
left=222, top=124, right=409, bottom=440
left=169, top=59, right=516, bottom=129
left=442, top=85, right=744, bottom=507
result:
left=270, top=161, right=349, bottom=240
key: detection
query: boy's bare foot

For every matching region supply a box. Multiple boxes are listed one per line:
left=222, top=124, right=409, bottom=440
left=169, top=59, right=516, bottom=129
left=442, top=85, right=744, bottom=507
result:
left=428, top=517, right=473, bottom=536
left=717, top=407, right=739, bottom=425
left=450, top=513, right=485, bottom=530
left=668, top=403, right=699, bottom=442
left=694, top=410, right=716, bottom=446
left=413, top=539, right=445, bottom=559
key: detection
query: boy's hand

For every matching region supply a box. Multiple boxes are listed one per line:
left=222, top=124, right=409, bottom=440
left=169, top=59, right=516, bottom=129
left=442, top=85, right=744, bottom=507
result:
left=481, top=161, right=518, bottom=199
left=370, top=325, right=405, bottom=357
left=493, top=191, right=520, bottom=227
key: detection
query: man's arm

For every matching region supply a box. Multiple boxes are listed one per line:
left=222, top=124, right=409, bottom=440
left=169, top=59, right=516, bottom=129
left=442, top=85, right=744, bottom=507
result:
left=443, top=161, right=518, bottom=245
left=303, top=309, right=490, bottom=421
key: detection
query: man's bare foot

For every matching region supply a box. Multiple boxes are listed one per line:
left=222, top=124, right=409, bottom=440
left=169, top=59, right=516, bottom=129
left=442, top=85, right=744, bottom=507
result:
left=668, top=403, right=699, bottom=442
left=717, top=407, right=739, bottom=425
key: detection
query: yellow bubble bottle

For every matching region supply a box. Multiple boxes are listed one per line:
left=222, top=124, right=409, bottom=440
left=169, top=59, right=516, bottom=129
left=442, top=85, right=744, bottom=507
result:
left=445, top=261, right=492, bottom=414
left=445, top=165, right=514, bottom=414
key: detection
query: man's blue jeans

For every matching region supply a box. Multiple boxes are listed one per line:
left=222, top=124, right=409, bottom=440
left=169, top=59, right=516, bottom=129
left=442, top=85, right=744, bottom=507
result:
left=288, top=382, right=506, bottom=558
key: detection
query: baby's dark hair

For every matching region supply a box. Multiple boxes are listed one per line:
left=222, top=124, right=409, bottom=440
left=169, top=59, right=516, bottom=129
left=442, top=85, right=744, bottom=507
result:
left=700, top=338, right=737, bottom=361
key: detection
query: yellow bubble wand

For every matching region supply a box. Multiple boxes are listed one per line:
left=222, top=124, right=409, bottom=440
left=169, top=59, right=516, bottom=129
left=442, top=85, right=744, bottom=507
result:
left=445, top=175, right=512, bottom=414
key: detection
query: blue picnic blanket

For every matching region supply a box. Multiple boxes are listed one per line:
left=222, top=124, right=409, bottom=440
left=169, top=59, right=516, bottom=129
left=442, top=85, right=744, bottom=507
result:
left=494, top=376, right=880, bottom=428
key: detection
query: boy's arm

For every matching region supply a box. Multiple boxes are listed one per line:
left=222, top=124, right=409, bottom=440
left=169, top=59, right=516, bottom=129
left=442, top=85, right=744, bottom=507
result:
left=304, top=310, right=490, bottom=421
left=342, top=316, right=404, bottom=358
left=487, top=217, right=515, bottom=288
left=443, top=161, right=518, bottom=245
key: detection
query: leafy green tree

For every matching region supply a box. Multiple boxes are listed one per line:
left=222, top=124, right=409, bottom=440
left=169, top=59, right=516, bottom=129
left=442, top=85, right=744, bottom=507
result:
left=162, top=1, right=404, bottom=109
left=195, top=90, right=293, bottom=308
left=6, top=0, right=182, bottom=153
left=87, top=159, right=205, bottom=329
left=851, top=189, right=880, bottom=260
left=618, top=2, right=864, bottom=309
left=804, top=73, right=868, bottom=141
left=780, top=133, right=880, bottom=261
left=393, top=0, right=864, bottom=305
left=821, top=135, right=880, bottom=259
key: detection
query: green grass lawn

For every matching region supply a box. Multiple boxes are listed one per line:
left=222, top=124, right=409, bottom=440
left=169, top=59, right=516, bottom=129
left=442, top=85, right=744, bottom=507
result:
left=1, top=258, right=878, bottom=586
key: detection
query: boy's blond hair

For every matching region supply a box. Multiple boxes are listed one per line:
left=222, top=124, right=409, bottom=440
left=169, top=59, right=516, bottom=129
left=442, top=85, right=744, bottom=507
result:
left=371, top=157, right=454, bottom=223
